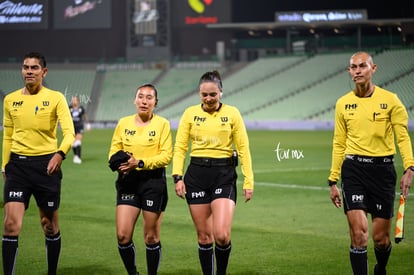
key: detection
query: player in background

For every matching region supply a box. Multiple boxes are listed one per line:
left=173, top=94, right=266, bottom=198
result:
left=69, top=95, right=88, bottom=164
left=327, top=51, right=414, bottom=275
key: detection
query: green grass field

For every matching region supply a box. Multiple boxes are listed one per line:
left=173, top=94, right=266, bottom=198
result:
left=1, top=129, right=413, bottom=275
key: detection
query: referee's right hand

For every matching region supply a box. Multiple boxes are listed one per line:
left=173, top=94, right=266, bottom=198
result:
left=400, top=168, right=413, bottom=199
left=330, top=185, right=342, bottom=208
left=175, top=180, right=186, bottom=199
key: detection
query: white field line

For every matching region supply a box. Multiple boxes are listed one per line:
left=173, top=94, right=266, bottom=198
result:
left=237, top=180, right=403, bottom=196
left=247, top=181, right=328, bottom=191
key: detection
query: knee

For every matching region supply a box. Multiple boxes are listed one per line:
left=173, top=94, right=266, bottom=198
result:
left=214, top=232, right=231, bottom=247
left=197, top=232, right=214, bottom=245
left=144, top=234, right=159, bottom=245
left=117, top=233, right=130, bottom=244
left=117, top=228, right=133, bottom=244
left=372, top=232, right=390, bottom=248
left=41, top=217, right=56, bottom=236
left=143, top=229, right=159, bottom=244
left=350, top=230, right=369, bottom=247
left=3, top=219, right=22, bottom=235
left=215, top=238, right=230, bottom=247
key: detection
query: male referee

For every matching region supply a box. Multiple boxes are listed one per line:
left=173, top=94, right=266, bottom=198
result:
left=328, top=51, right=414, bottom=275
left=2, top=52, right=75, bottom=275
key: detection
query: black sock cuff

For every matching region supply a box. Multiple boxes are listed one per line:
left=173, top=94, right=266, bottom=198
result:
left=215, top=241, right=231, bottom=250
left=146, top=241, right=161, bottom=250
left=46, top=231, right=61, bottom=241
left=350, top=246, right=367, bottom=254
left=2, top=235, right=18, bottom=242
left=375, top=243, right=392, bottom=252
left=118, top=241, right=134, bottom=249
left=198, top=243, right=213, bottom=250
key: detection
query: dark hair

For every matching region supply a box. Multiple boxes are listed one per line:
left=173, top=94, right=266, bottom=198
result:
left=199, top=70, right=223, bottom=91
left=136, top=83, right=159, bottom=106
left=136, top=83, right=158, bottom=98
left=24, top=52, right=47, bottom=68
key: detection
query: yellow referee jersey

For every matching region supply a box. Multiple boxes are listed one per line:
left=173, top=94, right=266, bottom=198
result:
left=109, top=114, right=172, bottom=170
left=173, top=103, right=254, bottom=190
left=329, top=86, right=414, bottom=182
left=2, top=87, right=75, bottom=169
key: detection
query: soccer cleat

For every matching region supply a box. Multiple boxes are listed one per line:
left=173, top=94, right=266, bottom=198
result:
left=73, top=155, right=82, bottom=164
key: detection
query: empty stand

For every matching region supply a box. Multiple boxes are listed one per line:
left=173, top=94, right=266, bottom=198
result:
left=95, top=69, right=162, bottom=121
left=1, top=48, right=413, bottom=125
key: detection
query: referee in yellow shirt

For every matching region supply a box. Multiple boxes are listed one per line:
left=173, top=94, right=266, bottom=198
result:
left=2, top=52, right=75, bottom=275
left=327, top=51, right=414, bottom=275
left=108, top=83, right=172, bottom=275
left=172, top=70, right=254, bottom=275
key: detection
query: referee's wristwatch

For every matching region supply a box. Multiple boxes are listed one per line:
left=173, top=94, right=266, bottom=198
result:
left=407, top=166, right=414, bottom=173
left=173, top=175, right=183, bottom=184
left=137, top=160, right=144, bottom=168
left=327, top=180, right=337, bottom=186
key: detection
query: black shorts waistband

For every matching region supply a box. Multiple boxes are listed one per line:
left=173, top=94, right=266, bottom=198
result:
left=190, top=157, right=233, bottom=167
left=10, top=152, right=55, bottom=161
left=345, top=155, right=394, bottom=164
left=119, top=167, right=165, bottom=182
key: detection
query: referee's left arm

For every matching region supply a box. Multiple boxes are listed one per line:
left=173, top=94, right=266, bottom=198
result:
left=329, top=101, right=347, bottom=183
left=1, top=125, right=13, bottom=172
left=232, top=108, right=254, bottom=191
left=2, top=98, right=13, bottom=172
left=57, top=94, right=75, bottom=155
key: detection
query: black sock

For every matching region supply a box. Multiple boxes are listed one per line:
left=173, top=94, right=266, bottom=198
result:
left=350, top=246, right=368, bottom=275
left=45, top=232, right=61, bottom=275
left=77, top=146, right=82, bottom=158
left=198, top=243, right=214, bottom=275
left=119, top=241, right=137, bottom=275
left=146, top=241, right=161, bottom=275
left=375, top=244, right=391, bottom=271
left=215, top=242, right=231, bottom=275
left=2, top=235, right=18, bottom=275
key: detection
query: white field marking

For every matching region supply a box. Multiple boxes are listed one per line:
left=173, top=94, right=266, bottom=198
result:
left=251, top=166, right=328, bottom=174
left=237, top=180, right=328, bottom=191
left=239, top=180, right=403, bottom=196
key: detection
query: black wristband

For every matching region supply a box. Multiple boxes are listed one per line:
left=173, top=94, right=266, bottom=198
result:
left=173, top=175, right=183, bottom=184
left=327, top=180, right=337, bottom=186
left=404, top=166, right=414, bottom=174
left=56, top=150, right=66, bottom=160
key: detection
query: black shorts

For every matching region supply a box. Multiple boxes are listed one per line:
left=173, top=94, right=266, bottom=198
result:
left=184, top=157, right=237, bottom=205
left=341, top=155, right=396, bottom=218
left=116, top=167, right=168, bottom=212
left=4, top=153, right=62, bottom=211
left=74, top=124, right=84, bottom=135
